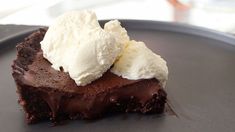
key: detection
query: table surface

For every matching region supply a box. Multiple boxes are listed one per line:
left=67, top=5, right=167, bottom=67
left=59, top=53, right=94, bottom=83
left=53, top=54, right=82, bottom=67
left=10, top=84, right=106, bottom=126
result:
left=0, top=0, right=235, bottom=33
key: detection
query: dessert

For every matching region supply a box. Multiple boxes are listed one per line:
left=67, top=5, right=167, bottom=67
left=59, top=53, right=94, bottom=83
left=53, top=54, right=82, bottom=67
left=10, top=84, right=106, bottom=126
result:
left=12, top=11, right=168, bottom=124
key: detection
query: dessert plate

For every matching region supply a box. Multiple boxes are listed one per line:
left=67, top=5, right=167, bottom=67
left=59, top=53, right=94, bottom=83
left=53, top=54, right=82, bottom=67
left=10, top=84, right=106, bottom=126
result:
left=0, top=20, right=235, bottom=132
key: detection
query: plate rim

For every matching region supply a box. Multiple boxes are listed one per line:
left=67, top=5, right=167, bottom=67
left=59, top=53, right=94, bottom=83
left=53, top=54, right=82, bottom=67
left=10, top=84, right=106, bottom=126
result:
left=1, top=20, right=235, bottom=49
left=115, top=19, right=235, bottom=46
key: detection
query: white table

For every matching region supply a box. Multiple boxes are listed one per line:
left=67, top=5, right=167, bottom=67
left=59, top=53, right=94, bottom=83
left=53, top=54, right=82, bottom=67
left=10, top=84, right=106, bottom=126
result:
left=0, top=0, right=235, bottom=33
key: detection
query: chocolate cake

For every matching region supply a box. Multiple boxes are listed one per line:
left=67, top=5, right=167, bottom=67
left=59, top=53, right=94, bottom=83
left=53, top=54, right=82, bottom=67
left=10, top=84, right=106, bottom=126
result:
left=12, top=28, right=167, bottom=124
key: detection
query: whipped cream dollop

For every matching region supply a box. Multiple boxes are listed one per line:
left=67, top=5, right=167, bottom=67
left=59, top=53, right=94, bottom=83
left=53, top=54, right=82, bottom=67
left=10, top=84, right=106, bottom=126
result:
left=40, top=11, right=121, bottom=86
left=41, top=10, right=168, bottom=87
left=104, top=20, right=130, bottom=57
left=111, top=40, right=168, bottom=87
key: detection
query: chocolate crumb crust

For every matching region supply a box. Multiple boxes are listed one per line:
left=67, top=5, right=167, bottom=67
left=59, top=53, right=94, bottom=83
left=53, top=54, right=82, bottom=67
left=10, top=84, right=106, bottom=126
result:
left=12, top=28, right=167, bottom=124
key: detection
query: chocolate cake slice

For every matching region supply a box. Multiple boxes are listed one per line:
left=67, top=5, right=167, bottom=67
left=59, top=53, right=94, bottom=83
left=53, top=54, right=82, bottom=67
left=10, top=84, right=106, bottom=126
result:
left=12, top=28, right=167, bottom=124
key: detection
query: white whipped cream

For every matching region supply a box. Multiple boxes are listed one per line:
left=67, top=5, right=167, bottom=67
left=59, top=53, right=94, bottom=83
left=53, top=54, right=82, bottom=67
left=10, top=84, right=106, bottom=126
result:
left=111, top=40, right=168, bottom=87
left=104, top=20, right=130, bottom=57
left=41, top=10, right=168, bottom=87
left=40, top=10, right=121, bottom=86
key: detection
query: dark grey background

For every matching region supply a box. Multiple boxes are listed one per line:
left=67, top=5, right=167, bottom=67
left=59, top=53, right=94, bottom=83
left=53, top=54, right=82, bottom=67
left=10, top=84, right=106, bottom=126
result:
left=0, top=21, right=235, bottom=132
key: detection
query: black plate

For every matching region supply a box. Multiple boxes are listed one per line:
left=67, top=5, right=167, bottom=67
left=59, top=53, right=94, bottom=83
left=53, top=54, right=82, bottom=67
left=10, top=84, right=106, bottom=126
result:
left=0, top=20, right=235, bottom=132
